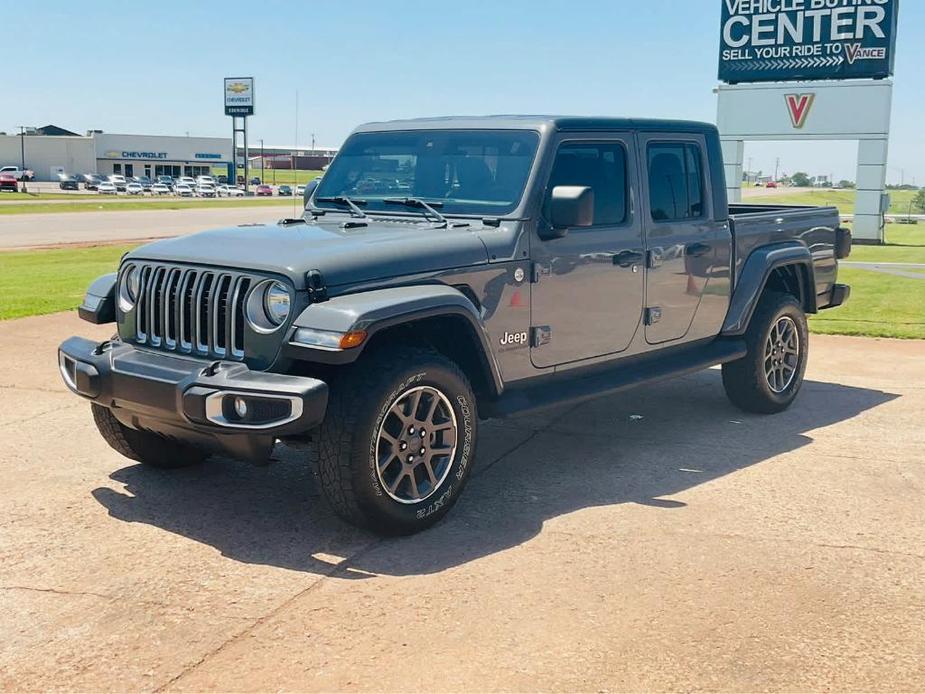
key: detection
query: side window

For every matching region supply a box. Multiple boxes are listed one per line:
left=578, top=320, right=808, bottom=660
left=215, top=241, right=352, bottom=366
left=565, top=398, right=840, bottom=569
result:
left=546, top=142, right=627, bottom=226
left=646, top=142, right=705, bottom=221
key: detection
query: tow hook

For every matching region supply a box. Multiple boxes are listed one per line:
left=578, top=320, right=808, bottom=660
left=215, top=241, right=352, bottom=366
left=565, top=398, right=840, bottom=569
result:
left=202, top=361, right=223, bottom=377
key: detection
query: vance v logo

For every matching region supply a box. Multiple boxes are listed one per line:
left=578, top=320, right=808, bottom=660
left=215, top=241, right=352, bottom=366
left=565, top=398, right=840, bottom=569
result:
left=785, top=93, right=815, bottom=129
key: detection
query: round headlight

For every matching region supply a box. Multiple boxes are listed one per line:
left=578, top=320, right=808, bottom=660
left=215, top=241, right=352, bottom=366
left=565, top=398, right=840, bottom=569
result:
left=263, top=281, right=291, bottom=326
left=126, top=266, right=140, bottom=301
left=245, top=280, right=292, bottom=332
left=118, top=265, right=140, bottom=311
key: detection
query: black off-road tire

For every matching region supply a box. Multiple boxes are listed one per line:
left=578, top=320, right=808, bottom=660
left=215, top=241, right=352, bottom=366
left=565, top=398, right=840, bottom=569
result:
left=722, top=292, right=809, bottom=414
left=91, top=403, right=207, bottom=468
left=312, top=346, right=479, bottom=535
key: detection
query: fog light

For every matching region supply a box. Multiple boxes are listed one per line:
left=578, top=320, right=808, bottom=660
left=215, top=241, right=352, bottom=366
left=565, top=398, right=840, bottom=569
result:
left=234, top=396, right=248, bottom=418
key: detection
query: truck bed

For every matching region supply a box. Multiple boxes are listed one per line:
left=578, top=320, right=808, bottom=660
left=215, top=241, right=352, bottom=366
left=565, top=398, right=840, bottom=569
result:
left=728, top=203, right=841, bottom=302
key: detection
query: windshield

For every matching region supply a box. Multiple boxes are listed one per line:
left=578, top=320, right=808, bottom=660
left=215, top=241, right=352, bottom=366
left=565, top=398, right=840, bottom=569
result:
left=314, top=129, right=539, bottom=216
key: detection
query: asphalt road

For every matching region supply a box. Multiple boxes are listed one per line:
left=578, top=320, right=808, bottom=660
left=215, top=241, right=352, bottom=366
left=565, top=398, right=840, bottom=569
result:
left=0, top=205, right=299, bottom=250
left=1, top=312, right=923, bottom=691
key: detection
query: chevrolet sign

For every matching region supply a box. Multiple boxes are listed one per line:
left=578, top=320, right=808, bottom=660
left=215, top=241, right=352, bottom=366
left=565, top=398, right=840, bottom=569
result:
left=224, top=77, right=255, bottom=116
left=102, top=150, right=168, bottom=160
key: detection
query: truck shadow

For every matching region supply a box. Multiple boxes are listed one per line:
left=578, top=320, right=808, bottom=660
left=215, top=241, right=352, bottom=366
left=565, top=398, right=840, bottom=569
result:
left=92, top=370, right=897, bottom=577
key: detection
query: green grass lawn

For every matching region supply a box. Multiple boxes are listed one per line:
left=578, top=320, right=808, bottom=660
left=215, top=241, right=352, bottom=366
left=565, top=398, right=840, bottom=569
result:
left=745, top=188, right=919, bottom=216
left=0, top=197, right=297, bottom=215
left=849, top=224, right=925, bottom=264
left=0, top=192, right=122, bottom=201
left=243, top=169, right=324, bottom=186
left=0, top=244, right=136, bottom=320
left=807, top=224, right=925, bottom=339
left=2, top=221, right=923, bottom=340
left=809, top=267, right=925, bottom=339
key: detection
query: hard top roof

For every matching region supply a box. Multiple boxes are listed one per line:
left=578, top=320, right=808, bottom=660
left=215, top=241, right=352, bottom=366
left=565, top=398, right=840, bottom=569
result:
left=353, top=115, right=717, bottom=134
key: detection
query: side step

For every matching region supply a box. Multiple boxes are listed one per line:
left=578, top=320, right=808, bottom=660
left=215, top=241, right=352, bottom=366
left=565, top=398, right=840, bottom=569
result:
left=483, top=339, right=747, bottom=419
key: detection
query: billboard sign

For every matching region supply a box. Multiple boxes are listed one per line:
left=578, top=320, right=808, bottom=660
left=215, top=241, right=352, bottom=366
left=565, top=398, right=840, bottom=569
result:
left=718, top=0, right=898, bottom=84
left=224, top=77, right=255, bottom=116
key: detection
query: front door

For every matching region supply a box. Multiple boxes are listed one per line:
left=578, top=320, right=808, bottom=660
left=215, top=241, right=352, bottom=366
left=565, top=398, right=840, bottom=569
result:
left=639, top=134, right=724, bottom=344
left=530, top=135, right=645, bottom=368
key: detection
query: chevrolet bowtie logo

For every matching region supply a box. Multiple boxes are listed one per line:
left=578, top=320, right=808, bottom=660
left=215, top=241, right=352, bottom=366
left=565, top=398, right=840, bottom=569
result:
left=227, top=82, right=249, bottom=94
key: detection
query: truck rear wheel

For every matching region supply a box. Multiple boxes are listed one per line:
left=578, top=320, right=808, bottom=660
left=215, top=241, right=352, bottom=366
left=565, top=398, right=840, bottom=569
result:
left=91, top=403, right=207, bottom=468
left=722, top=292, right=808, bottom=414
left=312, top=347, right=478, bottom=535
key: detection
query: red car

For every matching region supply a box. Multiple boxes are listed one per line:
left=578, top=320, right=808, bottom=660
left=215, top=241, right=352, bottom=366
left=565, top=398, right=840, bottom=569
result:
left=0, top=173, right=18, bottom=192
left=766, top=181, right=779, bottom=189
left=255, top=184, right=273, bottom=196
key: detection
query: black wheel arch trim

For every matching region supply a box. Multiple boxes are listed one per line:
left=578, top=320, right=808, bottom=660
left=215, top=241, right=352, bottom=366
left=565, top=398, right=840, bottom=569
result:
left=78, top=272, right=117, bottom=324
left=722, top=243, right=816, bottom=337
left=286, top=285, right=504, bottom=396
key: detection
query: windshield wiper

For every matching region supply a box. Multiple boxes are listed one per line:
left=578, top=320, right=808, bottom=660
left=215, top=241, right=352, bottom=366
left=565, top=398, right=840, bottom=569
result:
left=383, top=197, right=448, bottom=227
left=316, top=195, right=369, bottom=218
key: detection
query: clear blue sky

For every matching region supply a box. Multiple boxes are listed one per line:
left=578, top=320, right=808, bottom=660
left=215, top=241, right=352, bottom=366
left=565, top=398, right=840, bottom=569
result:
left=2, top=0, right=921, bottom=184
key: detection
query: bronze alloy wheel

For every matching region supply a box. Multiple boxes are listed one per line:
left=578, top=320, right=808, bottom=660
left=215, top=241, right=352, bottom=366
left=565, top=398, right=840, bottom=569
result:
left=375, top=385, right=458, bottom=504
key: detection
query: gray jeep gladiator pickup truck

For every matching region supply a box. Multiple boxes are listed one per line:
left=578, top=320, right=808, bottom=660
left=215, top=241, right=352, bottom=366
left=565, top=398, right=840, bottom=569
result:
left=59, top=116, right=851, bottom=534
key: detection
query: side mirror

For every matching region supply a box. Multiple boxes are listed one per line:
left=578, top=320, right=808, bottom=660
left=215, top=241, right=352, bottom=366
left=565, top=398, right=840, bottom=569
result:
left=542, top=185, right=594, bottom=239
left=303, top=178, right=320, bottom=208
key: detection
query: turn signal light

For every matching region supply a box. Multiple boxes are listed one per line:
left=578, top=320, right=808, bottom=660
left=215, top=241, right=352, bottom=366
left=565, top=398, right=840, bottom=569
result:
left=339, top=330, right=367, bottom=349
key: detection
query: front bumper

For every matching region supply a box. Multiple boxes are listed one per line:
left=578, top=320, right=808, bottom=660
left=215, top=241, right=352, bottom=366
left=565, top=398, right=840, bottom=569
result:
left=59, top=336, right=328, bottom=459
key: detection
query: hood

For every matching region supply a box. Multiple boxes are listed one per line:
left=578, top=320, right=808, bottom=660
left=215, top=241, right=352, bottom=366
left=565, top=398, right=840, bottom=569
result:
left=126, top=218, right=491, bottom=289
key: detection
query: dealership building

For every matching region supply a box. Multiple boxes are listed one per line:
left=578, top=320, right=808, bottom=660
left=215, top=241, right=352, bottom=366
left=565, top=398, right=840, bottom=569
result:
left=0, top=127, right=234, bottom=181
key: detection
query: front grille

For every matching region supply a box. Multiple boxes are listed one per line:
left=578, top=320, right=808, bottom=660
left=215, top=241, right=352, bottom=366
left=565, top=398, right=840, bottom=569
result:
left=130, top=263, right=254, bottom=360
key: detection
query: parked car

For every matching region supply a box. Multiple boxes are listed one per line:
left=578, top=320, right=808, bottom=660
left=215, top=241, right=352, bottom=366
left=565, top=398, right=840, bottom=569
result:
left=81, top=174, right=105, bottom=190
left=177, top=176, right=197, bottom=189
left=250, top=176, right=261, bottom=185
left=59, top=116, right=852, bottom=535
left=278, top=185, right=293, bottom=196
left=97, top=181, right=118, bottom=195
left=157, top=175, right=175, bottom=187
left=295, top=184, right=305, bottom=196
left=0, top=166, right=35, bottom=181
left=766, top=181, right=779, bottom=189
left=58, top=174, right=81, bottom=191
left=255, top=184, right=272, bottom=196
left=196, top=175, right=217, bottom=187
left=0, top=173, right=18, bottom=192
left=218, top=185, right=244, bottom=197
left=196, top=184, right=217, bottom=198
left=126, top=182, right=145, bottom=195
left=151, top=183, right=172, bottom=195
left=132, top=176, right=154, bottom=190
left=174, top=184, right=194, bottom=197
left=108, top=175, right=128, bottom=192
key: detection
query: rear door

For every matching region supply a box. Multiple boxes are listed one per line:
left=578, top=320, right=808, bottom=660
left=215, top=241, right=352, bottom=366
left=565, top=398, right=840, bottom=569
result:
left=639, top=134, right=726, bottom=344
left=530, top=133, right=645, bottom=368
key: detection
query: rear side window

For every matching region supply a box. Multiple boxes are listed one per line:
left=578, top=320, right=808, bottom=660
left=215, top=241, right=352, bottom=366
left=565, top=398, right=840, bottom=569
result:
left=647, top=142, right=705, bottom=221
left=546, top=142, right=628, bottom=226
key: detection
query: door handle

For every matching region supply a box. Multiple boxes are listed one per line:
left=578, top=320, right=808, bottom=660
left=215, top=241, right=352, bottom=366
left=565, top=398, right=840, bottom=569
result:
left=613, top=250, right=644, bottom=268
left=686, top=242, right=712, bottom=257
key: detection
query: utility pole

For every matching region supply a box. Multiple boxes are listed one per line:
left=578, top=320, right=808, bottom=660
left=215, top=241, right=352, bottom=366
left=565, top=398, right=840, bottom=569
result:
left=17, top=126, right=29, bottom=192
left=311, top=132, right=316, bottom=155
left=774, top=157, right=780, bottom=182
left=260, top=139, right=265, bottom=184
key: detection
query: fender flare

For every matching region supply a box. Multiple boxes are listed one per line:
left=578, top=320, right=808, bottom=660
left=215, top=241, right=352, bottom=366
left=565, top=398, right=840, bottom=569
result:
left=78, top=272, right=117, bottom=324
left=286, top=285, right=503, bottom=396
left=722, top=243, right=815, bottom=336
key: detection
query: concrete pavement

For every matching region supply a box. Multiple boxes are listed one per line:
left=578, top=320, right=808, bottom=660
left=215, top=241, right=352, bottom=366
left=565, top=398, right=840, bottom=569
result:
left=0, top=312, right=923, bottom=691
left=0, top=204, right=299, bottom=249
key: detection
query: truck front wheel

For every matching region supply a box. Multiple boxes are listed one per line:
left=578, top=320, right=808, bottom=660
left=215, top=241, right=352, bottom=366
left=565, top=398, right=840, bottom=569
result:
left=313, top=347, right=478, bottom=535
left=91, top=403, right=207, bottom=468
left=722, top=292, right=809, bottom=414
